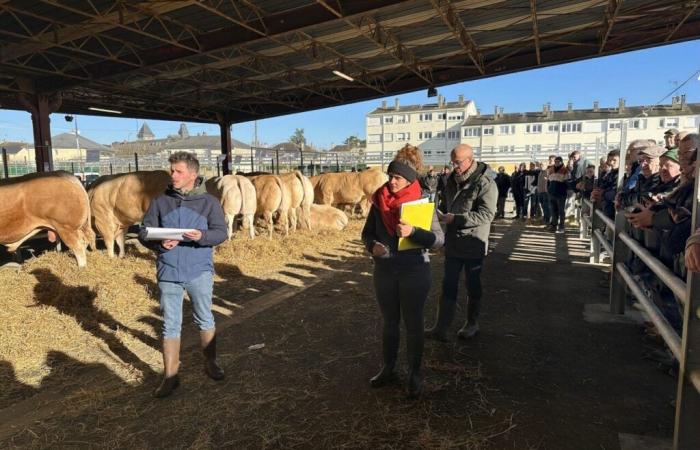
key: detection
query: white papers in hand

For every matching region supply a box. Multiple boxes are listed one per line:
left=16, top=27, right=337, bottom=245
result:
left=143, top=227, right=196, bottom=241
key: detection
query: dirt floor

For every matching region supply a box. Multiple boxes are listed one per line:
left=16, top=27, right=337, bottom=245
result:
left=0, top=218, right=677, bottom=449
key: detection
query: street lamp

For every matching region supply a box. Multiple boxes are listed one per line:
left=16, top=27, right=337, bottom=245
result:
left=65, top=114, right=83, bottom=181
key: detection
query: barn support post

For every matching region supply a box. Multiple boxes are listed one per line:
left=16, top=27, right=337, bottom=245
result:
left=219, top=118, right=232, bottom=175
left=134, top=153, right=139, bottom=171
left=336, top=153, right=340, bottom=172
left=275, top=148, right=280, bottom=174
left=16, top=88, right=61, bottom=173
left=128, top=163, right=131, bottom=172
left=299, top=143, right=305, bottom=175
left=2, top=147, right=8, bottom=178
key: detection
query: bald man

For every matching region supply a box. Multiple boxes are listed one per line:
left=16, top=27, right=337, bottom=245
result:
left=426, top=144, right=497, bottom=341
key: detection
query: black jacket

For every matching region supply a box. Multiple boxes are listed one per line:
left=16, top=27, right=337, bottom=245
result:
left=494, top=173, right=511, bottom=197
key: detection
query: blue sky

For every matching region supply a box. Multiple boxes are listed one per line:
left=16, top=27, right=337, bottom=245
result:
left=2, top=39, right=699, bottom=149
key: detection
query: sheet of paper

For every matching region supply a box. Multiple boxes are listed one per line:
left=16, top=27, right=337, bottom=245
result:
left=143, top=227, right=196, bottom=241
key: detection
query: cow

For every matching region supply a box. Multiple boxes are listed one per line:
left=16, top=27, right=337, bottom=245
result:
left=205, top=174, right=257, bottom=239
left=248, top=174, right=290, bottom=238
left=278, top=171, right=314, bottom=231
left=309, top=204, right=348, bottom=231
left=310, top=168, right=387, bottom=217
left=0, top=171, right=94, bottom=267
left=88, top=170, right=170, bottom=257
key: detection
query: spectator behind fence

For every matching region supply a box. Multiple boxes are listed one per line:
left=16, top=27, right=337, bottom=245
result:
left=511, top=163, right=527, bottom=219
left=436, top=165, right=451, bottom=205
left=576, top=165, right=596, bottom=200
left=547, top=156, right=570, bottom=233
left=524, top=162, right=540, bottom=220
left=591, top=150, right=620, bottom=219
left=664, top=128, right=680, bottom=151
left=420, top=165, right=439, bottom=202
left=536, top=160, right=550, bottom=225
left=494, top=166, right=511, bottom=219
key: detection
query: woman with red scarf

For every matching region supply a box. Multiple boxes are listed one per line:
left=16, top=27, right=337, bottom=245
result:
left=361, top=144, right=444, bottom=399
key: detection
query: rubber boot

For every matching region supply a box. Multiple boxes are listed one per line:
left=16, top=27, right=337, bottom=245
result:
left=201, top=330, right=225, bottom=381
left=457, top=320, right=480, bottom=339
left=424, top=298, right=456, bottom=342
left=406, top=332, right=424, bottom=400
left=370, top=324, right=400, bottom=388
left=153, top=338, right=181, bottom=398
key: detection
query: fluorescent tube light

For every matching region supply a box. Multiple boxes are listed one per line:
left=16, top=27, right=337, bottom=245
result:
left=332, top=70, right=354, bottom=82
left=88, top=107, right=123, bottom=114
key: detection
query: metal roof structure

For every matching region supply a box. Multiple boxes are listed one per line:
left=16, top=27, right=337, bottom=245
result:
left=1, top=0, right=700, bottom=125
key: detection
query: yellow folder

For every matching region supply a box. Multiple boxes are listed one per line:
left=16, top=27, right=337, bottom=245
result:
left=398, top=200, right=435, bottom=251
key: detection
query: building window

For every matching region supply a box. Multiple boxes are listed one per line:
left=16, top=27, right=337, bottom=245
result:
left=436, top=150, right=446, bottom=155
left=629, top=119, right=646, bottom=129
left=525, top=144, right=542, bottom=152
left=448, top=113, right=463, bottom=121
left=660, top=117, right=678, bottom=128
left=561, top=122, right=582, bottom=133
left=436, top=131, right=445, bottom=138
left=368, top=134, right=382, bottom=143
left=383, top=116, right=393, bottom=124
left=483, top=127, right=494, bottom=135
left=396, top=132, right=410, bottom=141
left=437, top=112, right=446, bottom=120
left=396, top=114, right=409, bottom=124
left=463, top=127, right=481, bottom=137
left=499, top=125, right=515, bottom=135
left=609, top=121, right=621, bottom=130
left=367, top=117, right=380, bottom=126
left=423, top=150, right=432, bottom=155
left=418, top=131, right=432, bottom=140
left=560, top=143, right=582, bottom=152
left=498, top=145, right=515, bottom=152
left=447, top=131, right=459, bottom=139
left=526, top=124, right=542, bottom=133
left=384, top=133, right=393, bottom=142
left=419, top=113, right=433, bottom=122
left=547, top=123, right=559, bottom=133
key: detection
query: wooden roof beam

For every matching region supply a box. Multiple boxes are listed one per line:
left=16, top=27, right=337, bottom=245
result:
left=599, top=0, right=622, bottom=53
left=665, top=1, right=699, bottom=42
left=530, top=0, right=541, bottom=65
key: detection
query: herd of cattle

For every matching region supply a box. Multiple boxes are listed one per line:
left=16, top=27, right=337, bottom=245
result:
left=0, top=168, right=388, bottom=267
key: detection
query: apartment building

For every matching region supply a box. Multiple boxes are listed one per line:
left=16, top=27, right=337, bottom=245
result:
left=365, top=95, right=700, bottom=169
left=365, top=95, right=478, bottom=167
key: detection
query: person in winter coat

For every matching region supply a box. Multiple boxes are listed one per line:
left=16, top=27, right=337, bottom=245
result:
left=361, top=144, right=444, bottom=399
left=494, top=166, right=511, bottom=219
left=547, top=156, right=570, bottom=233
left=510, top=163, right=526, bottom=219
left=425, top=144, right=497, bottom=342
left=138, top=152, right=228, bottom=398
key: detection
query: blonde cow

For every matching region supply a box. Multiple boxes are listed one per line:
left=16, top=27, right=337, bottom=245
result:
left=88, top=170, right=171, bottom=257
left=278, top=171, right=314, bottom=231
left=0, top=171, right=95, bottom=267
left=248, top=175, right=290, bottom=238
left=205, top=175, right=257, bottom=239
left=309, top=204, right=348, bottom=231
left=311, top=168, right=387, bottom=217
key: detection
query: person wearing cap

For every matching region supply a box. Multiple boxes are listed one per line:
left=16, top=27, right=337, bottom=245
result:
left=425, top=144, right=497, bottom=342
left=632, top=145, right=664, bottom=206
left=664, top=128, right=680, bottom=150
left=361, top=144, right=444, bottom=399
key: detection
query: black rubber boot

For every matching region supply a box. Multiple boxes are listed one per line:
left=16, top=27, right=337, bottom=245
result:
left=153, top=374, right=180, bottom=398
left=202, top=333, right=225, bottom=381
left=371, top=324, right=400, bottom=388
left=406, top=332, right=424, bottom=400
left=370, top=364, right=399, bottom=388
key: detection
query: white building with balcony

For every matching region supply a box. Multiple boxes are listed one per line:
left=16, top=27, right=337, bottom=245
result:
left=365, top=95, right=700, bottom=170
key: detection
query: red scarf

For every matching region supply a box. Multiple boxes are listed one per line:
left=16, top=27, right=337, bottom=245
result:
left=372, top=180, right=422, bottom=236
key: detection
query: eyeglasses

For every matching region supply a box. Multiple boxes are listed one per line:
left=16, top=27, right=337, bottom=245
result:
left=450, top=157, right=471, bottom=168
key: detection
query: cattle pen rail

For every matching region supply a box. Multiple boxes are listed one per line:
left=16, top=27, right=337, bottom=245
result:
left=578, top=166, right=700, bottom=449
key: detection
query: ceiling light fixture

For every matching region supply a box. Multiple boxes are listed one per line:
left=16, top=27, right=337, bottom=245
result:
left=332, top=69, right=354, bottom=82
left=88, top=107, right=123, bottom=114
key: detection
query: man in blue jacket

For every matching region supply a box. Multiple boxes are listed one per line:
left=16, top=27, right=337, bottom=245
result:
left=139, top=152, right=228, bottom=398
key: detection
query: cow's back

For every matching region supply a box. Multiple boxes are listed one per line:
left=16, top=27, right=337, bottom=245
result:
left=250, top=175, right=283, bottom=213
left=90, top=171, right=170, bottom=226
left=235, top=175, right=257, bottom=215
left=312, top=172, right=363, bottom=205
left=359, top=168, right=388, bottom=197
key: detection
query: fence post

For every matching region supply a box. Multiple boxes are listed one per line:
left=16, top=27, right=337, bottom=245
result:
left=335, top=153, right=340, bottom=172
left=134, top=153, right=139, bottom=171
left=109, top=162, right=113, bottom=175
left=673, top=166, right=700, bottom=450
left=589, top=201, right=601, bottom=264
left=128, top=163, right=131, bottom=172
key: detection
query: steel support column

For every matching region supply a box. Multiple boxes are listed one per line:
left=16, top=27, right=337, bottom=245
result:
left=16, top=91, right=61, bottom=172
left=219, top=119, right=232, bottom=175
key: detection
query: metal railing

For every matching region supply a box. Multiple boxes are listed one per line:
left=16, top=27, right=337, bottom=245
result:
left=579, top=168, right=700, bottom=449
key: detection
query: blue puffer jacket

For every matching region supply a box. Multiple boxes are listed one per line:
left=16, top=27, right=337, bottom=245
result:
left=138, top=177, right=227, bottom=283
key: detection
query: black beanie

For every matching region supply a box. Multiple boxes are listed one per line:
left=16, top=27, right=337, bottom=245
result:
left=387, top=160, right=418, bottom=182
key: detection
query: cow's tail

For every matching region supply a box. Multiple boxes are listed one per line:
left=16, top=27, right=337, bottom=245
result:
left=219, top=176, right=237, bottom=214
left=294, top=171, right=313, bottom=229
left=79, top=180, right=98, bottom=251
left=273, top=175, right=286, bottom=211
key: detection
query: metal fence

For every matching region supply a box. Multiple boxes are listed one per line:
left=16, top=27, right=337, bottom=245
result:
left=579, top=167, right=700, bottom=449
left=0, top=148, right=368, bottom=181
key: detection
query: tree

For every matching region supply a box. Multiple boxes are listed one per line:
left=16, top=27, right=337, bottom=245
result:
left=290, top=128, right=306, bottom=147
left=344, top=135, right=366, bottom=149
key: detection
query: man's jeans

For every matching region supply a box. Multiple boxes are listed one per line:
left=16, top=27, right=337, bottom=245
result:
left=433, top=257, right=484, bottom=331
left=158, top=271, right=215, bottom=339
left=538, top=192, right=550, bottom=223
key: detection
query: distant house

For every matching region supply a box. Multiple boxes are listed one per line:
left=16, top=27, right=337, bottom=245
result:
left=162, top=133, right=251, bottom=160
left=0, top=141, right=32, bottom=162
left=51, top=132, right=112, bottom=162
left=137, top=122, right=155, bottom=141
